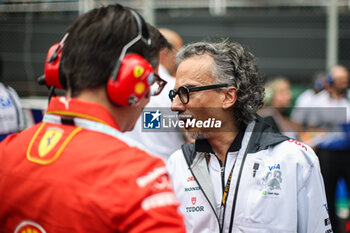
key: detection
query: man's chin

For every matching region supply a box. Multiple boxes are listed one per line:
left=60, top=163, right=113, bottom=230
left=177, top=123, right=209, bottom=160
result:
left=186, top=129, right=209, bottom=140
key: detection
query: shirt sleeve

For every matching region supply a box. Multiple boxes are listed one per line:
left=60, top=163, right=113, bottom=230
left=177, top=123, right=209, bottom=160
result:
left=6, top=85, right=25, bottom=130
left=117, top=154, right=186, bottom=233
left=297, top=154, right=332, bottom=233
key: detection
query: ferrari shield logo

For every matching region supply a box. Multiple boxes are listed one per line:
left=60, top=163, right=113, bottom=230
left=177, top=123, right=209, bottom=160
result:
left=27, top=123, right=82, bottom=165
left=191, top=197, right=196, bottom=205
left=38, top=128, right=63, bottom=157
left=14, top=220, right=46, bottom=233
left=133, top=65, right=144, bottom=78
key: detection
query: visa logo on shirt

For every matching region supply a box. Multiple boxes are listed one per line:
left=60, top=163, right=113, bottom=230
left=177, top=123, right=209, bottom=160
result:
left=268, top=164, right=280, bottom=171
left=0, top=96, right=12, bottom=109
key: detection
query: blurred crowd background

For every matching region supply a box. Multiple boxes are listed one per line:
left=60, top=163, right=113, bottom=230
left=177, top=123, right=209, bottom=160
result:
left=1, top=0, right=350, bottom=96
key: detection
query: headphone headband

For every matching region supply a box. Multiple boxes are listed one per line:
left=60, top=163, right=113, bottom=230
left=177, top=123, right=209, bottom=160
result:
left=111, top=9, right=151, bottom=81
left=129, top=9, right=151, bottom=45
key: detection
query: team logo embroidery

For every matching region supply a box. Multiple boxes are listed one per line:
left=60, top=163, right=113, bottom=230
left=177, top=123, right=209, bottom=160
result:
left=134, top=82, right=145, bottom=95
left=191, top=197, right=197, bottom=205
left=143, top=110, right=161, bottom=129
left=38, top=128, right=63, bottom=157
left=261, top=164, right=283, bottom=197
left=27, top=123, right=82, bottom=165
left=133, top=65, right=144, bottom=78
left=14, top=220, right=46, bottom=233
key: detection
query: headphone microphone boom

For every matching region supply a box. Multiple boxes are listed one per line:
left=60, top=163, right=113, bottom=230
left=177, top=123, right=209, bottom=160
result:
left=39, top=33, right=68, bottom=90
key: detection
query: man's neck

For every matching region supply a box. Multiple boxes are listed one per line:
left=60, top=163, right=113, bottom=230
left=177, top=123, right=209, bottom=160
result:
left=207, top=126, right=240, bottom=165
left=329, top=88, right=346, bottom=99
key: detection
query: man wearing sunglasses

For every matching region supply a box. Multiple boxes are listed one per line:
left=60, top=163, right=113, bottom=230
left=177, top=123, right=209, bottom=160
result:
left=166, top=39, right=331, bottom=233
left=0, top=4, right=186, bottom=233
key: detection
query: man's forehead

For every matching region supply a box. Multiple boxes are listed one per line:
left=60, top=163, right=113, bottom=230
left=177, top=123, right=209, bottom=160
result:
left=333, top=69, right=349, bottom=80
left=332, top=66, right=349, bottom=76
left=175, top=55, right=214, bottom=85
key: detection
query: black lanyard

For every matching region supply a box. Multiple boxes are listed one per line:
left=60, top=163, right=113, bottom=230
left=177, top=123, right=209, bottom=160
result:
left=222, top=167, right=233, bottom=207
left=206, top=152, right=236, bottom=228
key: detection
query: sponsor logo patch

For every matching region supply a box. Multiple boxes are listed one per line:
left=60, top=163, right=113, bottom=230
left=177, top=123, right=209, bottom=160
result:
left=0, top=96, right=13, bottom=109
left=186, top=206, right=205, bottom=213
left=261, top=163, right=283, bottom=197
left=287, top=139, right=308, bottom=151
left=323, top=203, right=329, bottom=213
left=187, top=176, right=195, bottom=182
left=133, top=65, right=145, bottom=78
left=184, top=186, right=200, bottom=192
left=152, top=175, right=172, bottom=191
left=15, top=220, right=46, bottom=233
left=136, top=166, right=167, bottom=187
left=142, top=192, right=179, bottom=210
left=191, top=197, right=197, bottom=205
left=27, top=123, right=81, bottom=165
left=38, top=128, right=63, bottom=157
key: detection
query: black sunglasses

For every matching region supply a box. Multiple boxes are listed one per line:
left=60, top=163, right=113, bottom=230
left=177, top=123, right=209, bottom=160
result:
left=169, top=83, right=229, bottom=104
left=150, top=73, right=167, bottom=96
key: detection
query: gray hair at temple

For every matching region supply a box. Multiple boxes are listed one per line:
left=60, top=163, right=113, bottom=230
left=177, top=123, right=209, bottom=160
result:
left=176, top=39, right=264, bottom=125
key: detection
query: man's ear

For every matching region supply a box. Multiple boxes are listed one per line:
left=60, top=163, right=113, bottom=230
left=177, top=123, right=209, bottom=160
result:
left=222, top=87, right=237, bottom=109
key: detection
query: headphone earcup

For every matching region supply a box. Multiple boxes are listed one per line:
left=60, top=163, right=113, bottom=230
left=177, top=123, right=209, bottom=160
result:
left=107, top=54, right=154, bottom=106
left=44, top=43, right=66, bottom=89
left=326, top=73, right=333, bottom=86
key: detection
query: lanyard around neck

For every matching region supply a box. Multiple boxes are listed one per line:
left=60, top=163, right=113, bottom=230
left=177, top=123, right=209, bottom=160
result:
left=43, top=113, right=149, bottom=152
left=206, top=151, right=237, bottom=228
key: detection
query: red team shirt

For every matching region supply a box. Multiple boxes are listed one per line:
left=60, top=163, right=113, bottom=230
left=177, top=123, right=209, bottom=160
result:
left=0, top=97, right=186, bottom=233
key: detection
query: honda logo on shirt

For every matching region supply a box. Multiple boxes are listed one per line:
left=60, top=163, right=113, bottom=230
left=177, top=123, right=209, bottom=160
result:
left=191, top=197, right=196, bottom=205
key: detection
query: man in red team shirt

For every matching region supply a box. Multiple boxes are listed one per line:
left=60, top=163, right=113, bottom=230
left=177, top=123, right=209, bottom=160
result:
left=0, top=4, right=186, bottom=233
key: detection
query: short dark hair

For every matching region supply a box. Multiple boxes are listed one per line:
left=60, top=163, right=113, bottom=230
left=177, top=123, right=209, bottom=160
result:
left=62, top=4, right=168, bottom=97
left=177, top=39, right=264, bottom=125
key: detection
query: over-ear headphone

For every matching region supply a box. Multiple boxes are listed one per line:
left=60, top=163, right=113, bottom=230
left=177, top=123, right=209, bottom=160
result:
left=106, top=9, right=154, bottom=106
left=39, top=33, right=68, bottom=89
left=40, top=9, right=155, bottom=106
left=326, top=73, right=334, bottom=86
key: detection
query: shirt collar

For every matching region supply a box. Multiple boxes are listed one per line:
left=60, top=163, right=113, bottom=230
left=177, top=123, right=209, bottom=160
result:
left=158, top=64, right=175, bottom=83
left=195, top=124, right=246, bottom=153
left=46, top=96, right=121, bottom=131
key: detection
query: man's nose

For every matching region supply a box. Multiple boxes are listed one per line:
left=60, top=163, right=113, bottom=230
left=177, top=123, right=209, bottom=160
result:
left=171, top=95, right=186, bottom=112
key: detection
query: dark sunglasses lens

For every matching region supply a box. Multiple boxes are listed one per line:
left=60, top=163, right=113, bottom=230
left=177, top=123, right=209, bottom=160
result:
left=151, top=81, right=163, bottom=96
left=151, top=74, right=167, bottom=96
left=178, top=87, right=189, bottom=104
left=169, top=89, right=176, bottom=101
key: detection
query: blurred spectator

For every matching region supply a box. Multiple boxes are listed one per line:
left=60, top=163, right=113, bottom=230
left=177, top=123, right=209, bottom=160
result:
left=259, top=76, right=302, bottom=139
left=0, top=55, right=25, bottom=141
left=125, top=28, right=185, bottom=161
left=309, top=65, right=350, bottom=233
left=291, top=72, right=327, bottom=128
